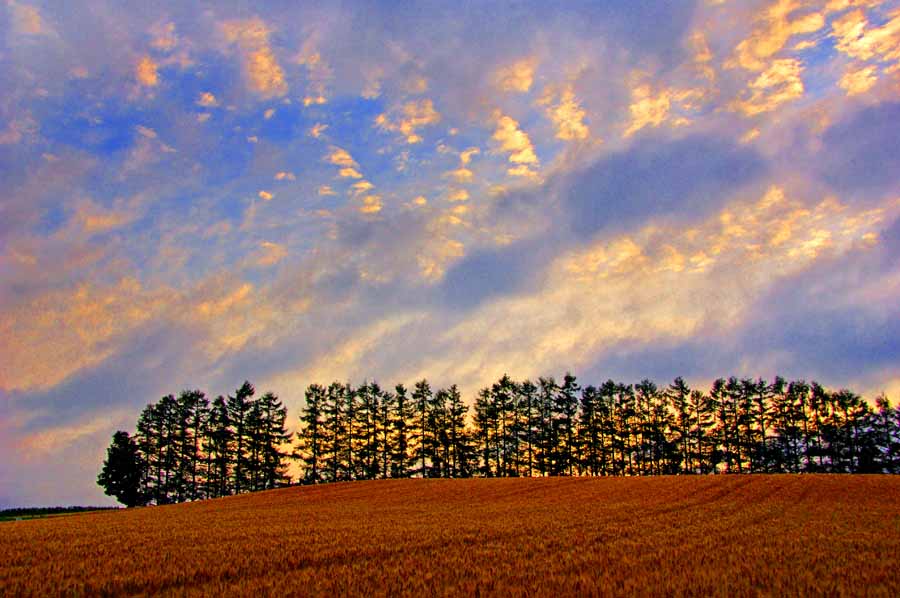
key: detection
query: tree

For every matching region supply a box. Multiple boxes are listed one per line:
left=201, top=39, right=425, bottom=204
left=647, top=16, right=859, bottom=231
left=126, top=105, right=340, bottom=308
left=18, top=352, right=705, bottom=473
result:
left=227, top=381, right=256, bottom=493
left=667, top=377, right=692, bottom=474
left=204, top=395, right=232, bottom=497
left=390, top=383, right=414, bottom=478
left=412, top=379, right=433, bottom=477
left=98, top=431, right=147, bottom=507
left=445, top=385, right=471, bottom=477
left=297, top=384, right=325, bottom=483
left=255, top=391, right=292, bottom=489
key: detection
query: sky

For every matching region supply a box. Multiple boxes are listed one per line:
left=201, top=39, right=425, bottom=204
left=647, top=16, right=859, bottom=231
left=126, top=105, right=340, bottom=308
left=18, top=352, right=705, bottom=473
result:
left=2, top=0, right=900, bottom=507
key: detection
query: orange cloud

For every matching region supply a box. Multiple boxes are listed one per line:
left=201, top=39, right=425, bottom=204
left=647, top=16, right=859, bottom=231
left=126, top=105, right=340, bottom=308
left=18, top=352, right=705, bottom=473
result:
left=730, top=58, right=804, bottom=116
left=494, top=57, right=538, bottom=92
left=831, top=8, right=900, bottom=64
left=255, top=241, right=287, bottom=267
left=729, top=0, right=826, bottom=71
left=9, top=1, right=45, bottom=35
left=221, top=17, right=287, bottom=98
left=492, top=111, right=538, bottom=165
left=326, top=147, right=358, bottom=168
left=839, top=65, right=878, bottom=95
left=540, top=85, right=590, bottom=141
left=375, top=99, right=441, bottom=144
left=359, top=194, right=383, bottom=214
left=623, top=76, right=703, bottom=137
left=196, top=92, right=219, bottom=107
left=149, top=21, right=178, bottom=52
left=136, top=55, right=159, bottom=87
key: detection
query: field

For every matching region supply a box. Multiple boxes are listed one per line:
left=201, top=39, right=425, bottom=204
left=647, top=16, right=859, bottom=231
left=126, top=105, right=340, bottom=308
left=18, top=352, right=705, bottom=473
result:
left=2, top=476, right=899, bottom=596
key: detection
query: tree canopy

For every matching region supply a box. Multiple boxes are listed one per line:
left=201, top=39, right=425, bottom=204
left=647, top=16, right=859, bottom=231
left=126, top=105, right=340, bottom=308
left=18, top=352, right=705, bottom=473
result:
left=99, top=375, right=900, bottom=506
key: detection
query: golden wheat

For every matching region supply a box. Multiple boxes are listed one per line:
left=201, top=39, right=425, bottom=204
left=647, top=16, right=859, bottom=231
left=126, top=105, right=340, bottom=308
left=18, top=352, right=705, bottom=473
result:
left=2, top=476, right=898, bottom=596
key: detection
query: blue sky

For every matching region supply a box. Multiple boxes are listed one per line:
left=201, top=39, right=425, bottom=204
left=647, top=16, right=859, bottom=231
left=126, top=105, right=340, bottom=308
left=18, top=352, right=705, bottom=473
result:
left=2, top=0, right=900, bottom=506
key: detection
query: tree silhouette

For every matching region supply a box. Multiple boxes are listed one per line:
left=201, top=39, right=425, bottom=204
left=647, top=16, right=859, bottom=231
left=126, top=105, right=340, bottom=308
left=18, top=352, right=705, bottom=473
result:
left=98, top=431, right=147, bottom=507
left=104, top=374, right=900, bottom=506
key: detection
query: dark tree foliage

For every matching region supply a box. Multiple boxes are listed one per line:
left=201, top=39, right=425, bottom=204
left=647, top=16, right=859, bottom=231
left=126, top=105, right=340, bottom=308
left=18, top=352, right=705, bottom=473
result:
left=104, top=381, right=292, bottom=506
left=294, top=375, right=899, bottom=481
left=104, top=374, right=900, bottom=506
left=97, top=431, right=147, bottom=507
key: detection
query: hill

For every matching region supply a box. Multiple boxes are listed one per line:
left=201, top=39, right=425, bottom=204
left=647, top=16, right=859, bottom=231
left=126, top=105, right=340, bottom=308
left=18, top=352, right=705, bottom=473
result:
left=2, top=476, right=898, bottom=595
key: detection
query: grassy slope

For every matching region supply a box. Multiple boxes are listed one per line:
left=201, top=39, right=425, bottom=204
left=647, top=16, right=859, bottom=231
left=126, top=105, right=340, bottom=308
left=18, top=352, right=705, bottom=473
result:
left=2, top=476, right=899, bottom=596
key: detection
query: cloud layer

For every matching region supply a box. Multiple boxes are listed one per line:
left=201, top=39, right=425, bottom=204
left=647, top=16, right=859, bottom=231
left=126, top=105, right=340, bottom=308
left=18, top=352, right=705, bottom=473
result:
left=3, top=0, right=900, bottom=507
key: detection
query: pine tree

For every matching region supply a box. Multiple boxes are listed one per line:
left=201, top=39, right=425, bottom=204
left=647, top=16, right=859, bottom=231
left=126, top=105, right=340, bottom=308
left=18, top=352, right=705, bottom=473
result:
left=667, top=378, right=692, bottom=474
left=473, top=387, right=496, bottom=477
left=391, top=383, right=414, bottom=478
left=412, top=379, right=433, bottom=477
left=227, top=381, right=255, bottom=493
left=256, top=391, right=292, bottom=489
left=445, top=385, right=470, bottom=477
left=204, top=395, right=232, bottom=497
left=297, top=384, right=325, bottom=483
left=518, top=379, right=539, bottom=477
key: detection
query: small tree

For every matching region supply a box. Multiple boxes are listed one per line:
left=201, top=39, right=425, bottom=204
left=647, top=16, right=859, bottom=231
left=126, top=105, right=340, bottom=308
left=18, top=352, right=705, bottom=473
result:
left=97, top=431, right=147, bottom=507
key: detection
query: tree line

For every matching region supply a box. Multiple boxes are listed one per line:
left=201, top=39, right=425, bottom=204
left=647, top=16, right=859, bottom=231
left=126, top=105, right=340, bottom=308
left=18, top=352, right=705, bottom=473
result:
left=99, top=374, right=900, bottom=506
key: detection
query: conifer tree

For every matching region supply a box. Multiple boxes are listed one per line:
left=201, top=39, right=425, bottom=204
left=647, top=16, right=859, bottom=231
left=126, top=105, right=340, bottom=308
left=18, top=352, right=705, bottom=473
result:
left=227, top=381, right=255, bottom=493
left=297, top=384, right=325, bottom=483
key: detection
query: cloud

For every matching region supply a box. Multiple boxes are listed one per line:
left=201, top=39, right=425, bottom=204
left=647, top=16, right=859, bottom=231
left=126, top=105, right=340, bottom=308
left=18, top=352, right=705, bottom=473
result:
left=623, top=75, right=704, bottom=137
left=255, top=241, right=288, bottom=267
left=728, top=0, right=826, bottom=72
left=494, top=57, right=538, bottom=92
left=730, top=58, right=804, bottom=116
left=444, top=167, right=474, bottom=184
left=258, top=190, right=273, bottom=200
left=135, top=55, right=159, bottom=87
left=9, top=1, right=46, bottom=35
left=831, top=8, right=900, bottom=64
left=424, top=185, right=893, bottom=393
left=326, top=147, right=358, bottom=168
left=4, top=0, right=900, bottom=508
left=689, top=31, right=716, bottom=83
left=819, top=101, right=900, bottom=194
left=196, top=92, right=219, bottom=107
left=375, top=99, right=441, bottom=143
left=459, top=147, right=480, bottom=165
left=134, top=125, right=157, bottom=139
left=149, top=21, right=178, bottom=52
left=295, top=43, right=332, bottom=106
left=492, top=111, right=538, bottom=165
left=839, top=65, right=878, bottom=95
left=0, top=277, right=169, bottom=392
left=565, top=135, right=765, bottom=238
left=359, top=194, right=383, bottom=214
left=351, top=180, right=375, bottom=195
left=507, top=164, right=540, bottom=179
left=541, top=86, right=590, bottom=141
left=70, top=200, right=136, bottom=235
left=221, top=17, right=288, bottom=98
left=447, top=188, right=469, bottom=202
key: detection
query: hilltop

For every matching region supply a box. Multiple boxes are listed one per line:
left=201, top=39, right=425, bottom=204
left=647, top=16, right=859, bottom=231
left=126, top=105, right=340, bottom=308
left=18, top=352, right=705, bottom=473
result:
left=2, top=476, right=899, bottom=596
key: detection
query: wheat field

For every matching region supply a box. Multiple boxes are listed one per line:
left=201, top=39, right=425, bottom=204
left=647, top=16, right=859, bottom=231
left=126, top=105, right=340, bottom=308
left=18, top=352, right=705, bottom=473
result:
left=2, top=476, right=899, bottom=596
